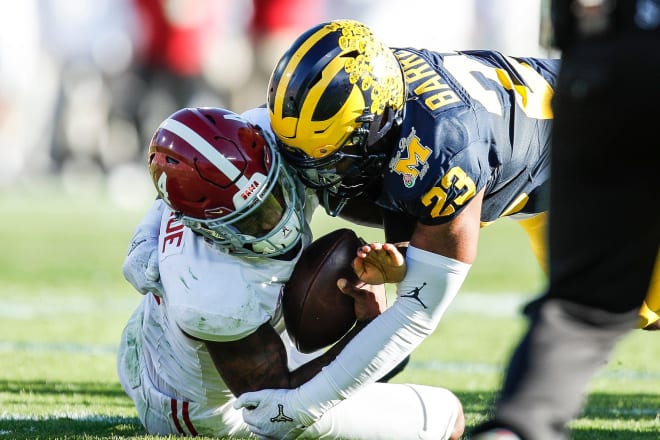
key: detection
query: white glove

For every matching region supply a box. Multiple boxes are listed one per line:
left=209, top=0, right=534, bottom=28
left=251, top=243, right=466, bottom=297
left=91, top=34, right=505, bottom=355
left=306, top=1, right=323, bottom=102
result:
left=233, top=388, right=317, bottom=440
left=122, top=200, right=164, bottom=296
left=122, top=233, right=162, bottom=296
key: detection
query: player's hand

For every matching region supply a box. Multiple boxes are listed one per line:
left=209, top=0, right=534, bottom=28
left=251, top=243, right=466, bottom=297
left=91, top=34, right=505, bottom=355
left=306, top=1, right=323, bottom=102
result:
left=122, top=232, right=163, bottom=296
left=337, top=279, right=387, bottom=321
left=233, top=388, right=315, bottom=440
left=352, top=242, right=406, bottom=284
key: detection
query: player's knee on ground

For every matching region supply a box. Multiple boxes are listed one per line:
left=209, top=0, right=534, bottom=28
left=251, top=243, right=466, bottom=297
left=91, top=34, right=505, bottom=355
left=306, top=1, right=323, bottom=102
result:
left=302, top=382, right=462, bottom=439
left=409, top=384, right=464, bottom=440
left=449, top=396, right=465, bottom=440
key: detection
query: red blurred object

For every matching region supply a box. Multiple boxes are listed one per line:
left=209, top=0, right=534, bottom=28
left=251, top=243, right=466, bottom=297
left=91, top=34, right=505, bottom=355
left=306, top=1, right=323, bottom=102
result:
left=133, top=0, right=221, bottom=76
left=251, top=0, right=326, bottom=35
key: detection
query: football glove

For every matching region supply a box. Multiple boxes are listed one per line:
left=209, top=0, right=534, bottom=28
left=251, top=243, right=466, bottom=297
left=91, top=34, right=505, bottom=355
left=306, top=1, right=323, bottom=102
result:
left=234, top=388, right=317, bottom=440
left=122, top=200, right=164, bottom=296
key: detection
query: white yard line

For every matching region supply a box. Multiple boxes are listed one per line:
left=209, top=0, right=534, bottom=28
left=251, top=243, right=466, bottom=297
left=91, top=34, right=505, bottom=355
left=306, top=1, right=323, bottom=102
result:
left=1, top=292, right=530, bottom=319
left=3, top=292, right=657, bottom=381
left=0, top=295, right=139, bottom=319
left=3, top=340, right=659, bottom=381
left=0, top=413, right=138, bottom=423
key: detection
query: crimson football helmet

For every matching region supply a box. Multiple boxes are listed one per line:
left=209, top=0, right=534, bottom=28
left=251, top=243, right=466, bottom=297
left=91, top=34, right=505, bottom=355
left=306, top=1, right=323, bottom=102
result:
left=148, top=107, right=304, bottom=256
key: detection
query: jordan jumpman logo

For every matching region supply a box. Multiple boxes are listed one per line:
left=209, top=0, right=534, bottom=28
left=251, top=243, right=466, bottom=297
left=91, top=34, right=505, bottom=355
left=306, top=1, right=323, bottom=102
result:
left=270, top=404, right=294, bottom=423
left=400, top=282, right=428, bottom=308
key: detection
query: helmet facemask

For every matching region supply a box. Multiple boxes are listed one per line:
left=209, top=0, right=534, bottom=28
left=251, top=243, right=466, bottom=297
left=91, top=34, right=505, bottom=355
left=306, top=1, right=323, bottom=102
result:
left=179, top=162, right=304, bottom=257
left=280, top=107, right=400, bottom=216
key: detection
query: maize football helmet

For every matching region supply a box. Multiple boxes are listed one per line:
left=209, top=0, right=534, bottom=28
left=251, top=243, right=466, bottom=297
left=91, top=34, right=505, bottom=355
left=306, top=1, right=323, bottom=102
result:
left=148, top=107, right=304, bottom=256
left=267, top=19, right=405, bottom=214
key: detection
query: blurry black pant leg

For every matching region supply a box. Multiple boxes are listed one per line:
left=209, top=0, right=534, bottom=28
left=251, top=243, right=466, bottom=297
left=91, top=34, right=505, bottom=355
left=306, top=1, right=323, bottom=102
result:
left=480, top=29, right=660, bottom=440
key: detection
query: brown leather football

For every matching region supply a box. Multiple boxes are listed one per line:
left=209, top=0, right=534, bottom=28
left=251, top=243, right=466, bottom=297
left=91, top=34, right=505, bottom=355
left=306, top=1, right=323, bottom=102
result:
left=283, top=228, right=362, bottom=353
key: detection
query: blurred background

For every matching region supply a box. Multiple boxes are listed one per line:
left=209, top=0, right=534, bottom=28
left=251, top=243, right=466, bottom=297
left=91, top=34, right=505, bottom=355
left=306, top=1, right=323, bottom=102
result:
left=1, top=0, right=548, bottom=209
left=10, top=4, right=660, bottom=437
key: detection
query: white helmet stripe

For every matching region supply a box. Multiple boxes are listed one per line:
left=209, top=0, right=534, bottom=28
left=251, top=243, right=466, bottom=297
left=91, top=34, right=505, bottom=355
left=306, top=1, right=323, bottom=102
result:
left=161, top=118, right=249, bottom=188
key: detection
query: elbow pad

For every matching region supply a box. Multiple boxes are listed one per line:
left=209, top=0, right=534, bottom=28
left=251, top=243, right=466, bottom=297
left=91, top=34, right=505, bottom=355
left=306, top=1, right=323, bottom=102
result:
left=296, top=245, right=471, bottom=419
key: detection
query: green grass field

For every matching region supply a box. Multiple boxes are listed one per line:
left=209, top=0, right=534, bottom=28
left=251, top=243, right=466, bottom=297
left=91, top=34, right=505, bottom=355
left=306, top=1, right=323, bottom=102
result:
left=1, top=183, right=659, bottom=439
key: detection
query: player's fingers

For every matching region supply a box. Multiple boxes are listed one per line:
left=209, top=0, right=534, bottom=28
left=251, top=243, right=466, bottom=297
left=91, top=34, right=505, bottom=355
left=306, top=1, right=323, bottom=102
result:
left=357, top=244, right=371, bottom=258
left=233, top=392, right=259, bottom=410
left=342, top=281, right=386, bottom=319
left=352, top=256, right=366, bottom=274
left=337, top=278, right=363, bottom=298
left=243, top=417, right=272, bottom=439
left=357, top=242, right=386, bottom=258
left=369, top=242, right=384, bottom=251
left=382, top=243, right=405, bottom=265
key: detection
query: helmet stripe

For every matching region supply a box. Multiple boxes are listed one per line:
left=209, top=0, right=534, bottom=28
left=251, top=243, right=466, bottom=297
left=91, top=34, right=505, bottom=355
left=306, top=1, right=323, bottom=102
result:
left=272, top=24, right=337, bottom=120
left=161, top=118, right=248, bottom=188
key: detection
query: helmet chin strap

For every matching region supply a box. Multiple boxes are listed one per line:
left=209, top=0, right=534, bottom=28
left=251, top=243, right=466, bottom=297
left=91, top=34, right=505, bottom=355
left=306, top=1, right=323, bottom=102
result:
left=319, top=150, right=387, bottom=217
left=321, top=190, right=348, bottom=217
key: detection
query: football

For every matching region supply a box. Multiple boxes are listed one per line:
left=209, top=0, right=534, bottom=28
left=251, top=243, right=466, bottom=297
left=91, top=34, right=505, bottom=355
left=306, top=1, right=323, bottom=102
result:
left=283, top=228, right=363, bottom=353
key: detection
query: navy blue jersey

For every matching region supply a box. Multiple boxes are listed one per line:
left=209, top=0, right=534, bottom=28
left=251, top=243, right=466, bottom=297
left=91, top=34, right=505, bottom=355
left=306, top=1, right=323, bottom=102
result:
left=376, top=49, right=559, bottom=225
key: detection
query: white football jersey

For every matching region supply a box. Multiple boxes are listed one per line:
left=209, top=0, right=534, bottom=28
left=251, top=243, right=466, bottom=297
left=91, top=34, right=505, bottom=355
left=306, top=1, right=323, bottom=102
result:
left=118, top=105, right=319, bottom=428
left=118, top=105, right=463, bottom=438
left=142, top=189, right=314, bottom=398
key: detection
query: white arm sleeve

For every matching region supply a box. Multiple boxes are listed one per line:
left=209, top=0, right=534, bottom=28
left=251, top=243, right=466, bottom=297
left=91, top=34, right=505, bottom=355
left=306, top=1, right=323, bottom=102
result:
left=295, top=245, right=471, bottom=418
